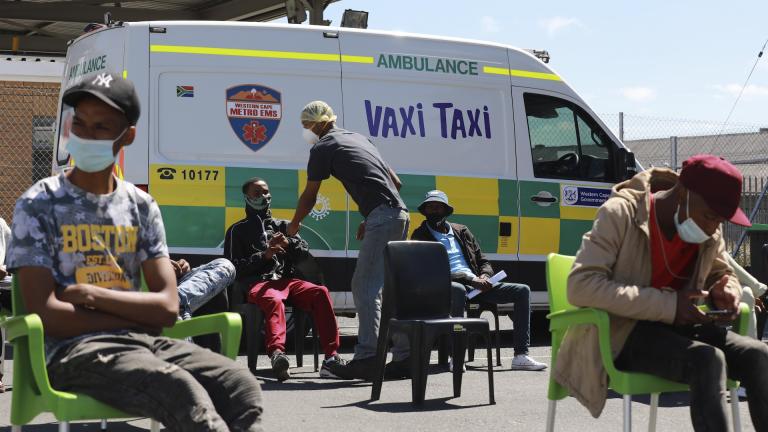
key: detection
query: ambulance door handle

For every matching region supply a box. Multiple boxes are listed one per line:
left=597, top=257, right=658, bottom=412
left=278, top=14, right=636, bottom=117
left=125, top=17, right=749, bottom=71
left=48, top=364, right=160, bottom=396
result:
left=530, top=191, right=558, bottom=207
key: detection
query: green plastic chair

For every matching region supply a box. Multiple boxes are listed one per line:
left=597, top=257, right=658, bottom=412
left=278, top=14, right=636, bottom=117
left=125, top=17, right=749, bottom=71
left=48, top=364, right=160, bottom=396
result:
left=4, top=275, right=242, bottom=432
left=545, top=253, right=747, bottom=432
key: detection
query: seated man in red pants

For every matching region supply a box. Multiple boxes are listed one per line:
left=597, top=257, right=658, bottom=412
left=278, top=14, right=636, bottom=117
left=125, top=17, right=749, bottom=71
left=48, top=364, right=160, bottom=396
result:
left=225, top=177, right=346, bottom=381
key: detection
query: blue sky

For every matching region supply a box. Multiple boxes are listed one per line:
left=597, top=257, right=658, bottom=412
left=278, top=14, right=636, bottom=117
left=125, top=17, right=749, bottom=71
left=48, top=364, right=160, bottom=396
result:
left=275, top=1, right=768, bottom=129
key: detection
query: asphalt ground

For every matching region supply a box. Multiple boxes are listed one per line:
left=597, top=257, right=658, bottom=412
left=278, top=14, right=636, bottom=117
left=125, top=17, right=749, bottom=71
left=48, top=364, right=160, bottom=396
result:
left=0, top=312, right=760, bottom=431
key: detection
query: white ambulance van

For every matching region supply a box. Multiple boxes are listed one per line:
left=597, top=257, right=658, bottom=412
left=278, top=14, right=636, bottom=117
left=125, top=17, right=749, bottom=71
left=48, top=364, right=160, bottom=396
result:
left=54, top=21, right=638, bottom=313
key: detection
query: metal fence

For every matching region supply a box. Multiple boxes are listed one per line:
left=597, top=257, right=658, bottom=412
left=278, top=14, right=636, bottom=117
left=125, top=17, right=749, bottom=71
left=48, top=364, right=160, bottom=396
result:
left=601, top=112, right=768, bottom=265
left=0, top=81, right=60, bottom=224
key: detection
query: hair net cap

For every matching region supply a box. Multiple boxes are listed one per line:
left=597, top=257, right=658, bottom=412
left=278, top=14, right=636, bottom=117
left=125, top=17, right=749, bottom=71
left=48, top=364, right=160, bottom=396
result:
left=301, top=100, right=337, bottom=123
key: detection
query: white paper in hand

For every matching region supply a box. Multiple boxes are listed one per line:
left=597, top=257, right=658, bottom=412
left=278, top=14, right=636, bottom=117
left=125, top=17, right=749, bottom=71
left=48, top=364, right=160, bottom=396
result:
left=466, top=270, right=507, bottom=299
left=488, top=270, right=507, bottom=285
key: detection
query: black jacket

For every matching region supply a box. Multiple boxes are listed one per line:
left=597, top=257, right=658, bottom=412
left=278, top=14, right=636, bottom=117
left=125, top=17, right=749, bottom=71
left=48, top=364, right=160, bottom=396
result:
left=224, top=209, right=310, bottom=283
left=411, top=220, right=493, bottom=285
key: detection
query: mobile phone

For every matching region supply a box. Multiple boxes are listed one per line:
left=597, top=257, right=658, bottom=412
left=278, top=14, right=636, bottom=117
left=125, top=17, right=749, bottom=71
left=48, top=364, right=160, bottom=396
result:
left=705, top=309, right=731, bottom=316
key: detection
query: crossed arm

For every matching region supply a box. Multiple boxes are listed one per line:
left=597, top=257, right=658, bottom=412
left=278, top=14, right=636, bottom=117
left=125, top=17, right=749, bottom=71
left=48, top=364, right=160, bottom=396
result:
left=19, top=257, right=179, bottom=339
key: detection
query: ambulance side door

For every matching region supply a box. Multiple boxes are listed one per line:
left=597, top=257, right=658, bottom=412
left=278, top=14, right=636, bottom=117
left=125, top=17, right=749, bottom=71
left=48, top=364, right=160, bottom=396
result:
left=514, top=86, right=621, bottom=298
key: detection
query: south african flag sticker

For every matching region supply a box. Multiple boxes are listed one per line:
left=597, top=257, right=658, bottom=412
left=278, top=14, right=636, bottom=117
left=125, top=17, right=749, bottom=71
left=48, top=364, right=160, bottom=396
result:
left=176, top=86, right=194, bottom=98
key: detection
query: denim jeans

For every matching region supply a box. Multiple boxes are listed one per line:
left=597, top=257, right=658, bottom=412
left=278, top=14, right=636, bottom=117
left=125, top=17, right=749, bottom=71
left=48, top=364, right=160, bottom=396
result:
left=48, top=332, right=264, bottom=432
left=351, top=204, right=410, bottom=361
left=450, top=281, right=532, bottom=355
left=615, top=321, right=768, bottom=432
left=178, top=258, right=236, bottom=320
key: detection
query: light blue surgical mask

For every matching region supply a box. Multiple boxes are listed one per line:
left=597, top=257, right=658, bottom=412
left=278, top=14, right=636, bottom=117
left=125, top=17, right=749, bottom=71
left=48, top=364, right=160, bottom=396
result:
left=674, top=191, right=711, bottom=244
left=67, top=130, right=126, bottom=173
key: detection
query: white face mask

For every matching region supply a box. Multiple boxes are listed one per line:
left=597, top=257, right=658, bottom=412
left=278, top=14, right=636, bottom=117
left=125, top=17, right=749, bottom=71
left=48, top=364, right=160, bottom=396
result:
left=302, top=128, right=319, bottom=145
left=67, top=129, right=126, bottom=173
left=674, top=191, right=711, bottom=244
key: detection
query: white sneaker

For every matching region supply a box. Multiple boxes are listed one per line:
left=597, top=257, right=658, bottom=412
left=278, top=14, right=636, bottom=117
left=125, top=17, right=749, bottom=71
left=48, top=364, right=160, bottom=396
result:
left=510, top=354, right=547, bottom=371
left=448, top=357, right=466, bottom=372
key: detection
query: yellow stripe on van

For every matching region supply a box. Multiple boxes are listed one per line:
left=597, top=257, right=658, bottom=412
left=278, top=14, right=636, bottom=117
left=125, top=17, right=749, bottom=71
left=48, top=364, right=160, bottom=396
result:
left=560, top=205, right=599, bottom=221
left=482, top=66, right=561, bottom=81
left=150, top=44, right=374, bottom=64
left=341, top=54, right=375, bottom=64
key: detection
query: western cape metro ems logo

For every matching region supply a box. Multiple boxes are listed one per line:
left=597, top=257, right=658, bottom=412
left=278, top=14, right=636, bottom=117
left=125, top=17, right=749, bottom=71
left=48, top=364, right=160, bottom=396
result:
left=226, top=85, right=282, bottom=152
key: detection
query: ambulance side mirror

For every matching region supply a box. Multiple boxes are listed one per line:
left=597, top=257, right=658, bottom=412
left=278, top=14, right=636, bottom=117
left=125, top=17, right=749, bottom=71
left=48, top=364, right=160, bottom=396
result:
left=625, top=151, right=637, bottom=178
left=614, top=147, right=637, bottom=181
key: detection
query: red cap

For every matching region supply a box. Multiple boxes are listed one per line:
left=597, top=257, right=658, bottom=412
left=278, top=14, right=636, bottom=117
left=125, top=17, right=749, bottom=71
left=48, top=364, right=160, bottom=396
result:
left=679, top=154, right=751, bottom=227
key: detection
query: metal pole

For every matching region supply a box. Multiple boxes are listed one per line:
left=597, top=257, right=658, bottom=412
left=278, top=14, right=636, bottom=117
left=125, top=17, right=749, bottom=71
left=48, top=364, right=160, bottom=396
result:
left=623, top=394, right=632, bottom=432
left=546, top=400, right=557, bottom=432
left=730, top=388, right=742, bottom=431
left=670, top=136, right=678, bottom=170
left=619, top=112, right=625, bottom=142
left=648, top=393, right=659, bottom=432
left=732, top=178, right=768, bottom=257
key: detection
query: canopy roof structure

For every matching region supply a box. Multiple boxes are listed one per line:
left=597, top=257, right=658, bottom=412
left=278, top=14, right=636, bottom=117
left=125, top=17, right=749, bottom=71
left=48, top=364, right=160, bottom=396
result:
left=0, top=0, right=334, bottom=55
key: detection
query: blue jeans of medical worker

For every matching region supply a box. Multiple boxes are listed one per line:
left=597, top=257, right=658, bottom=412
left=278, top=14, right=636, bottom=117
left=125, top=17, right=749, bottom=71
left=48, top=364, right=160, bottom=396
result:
left=351, top=204, right=410, bottom=361
left=177, top=258, right=236, bottom=320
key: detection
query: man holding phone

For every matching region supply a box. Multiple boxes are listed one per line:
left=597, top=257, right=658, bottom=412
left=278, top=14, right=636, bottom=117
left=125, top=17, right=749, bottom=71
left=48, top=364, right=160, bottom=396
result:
left=555, top=155, right=768, bottom=430
left=226, top=177, right=345, bottom=381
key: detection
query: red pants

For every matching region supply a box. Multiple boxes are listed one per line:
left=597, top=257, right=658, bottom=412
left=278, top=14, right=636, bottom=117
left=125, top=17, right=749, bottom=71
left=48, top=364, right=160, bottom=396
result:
left=248, top=278, right=340, bottom=357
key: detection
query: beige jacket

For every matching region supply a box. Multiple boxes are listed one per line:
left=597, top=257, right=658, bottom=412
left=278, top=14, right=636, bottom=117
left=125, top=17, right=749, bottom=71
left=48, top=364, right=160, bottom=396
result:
left=553, top=168, right=740, bottom=417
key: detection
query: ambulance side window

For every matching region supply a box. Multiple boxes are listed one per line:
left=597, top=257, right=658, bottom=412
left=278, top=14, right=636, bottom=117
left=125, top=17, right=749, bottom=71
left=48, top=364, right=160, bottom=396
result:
left=524, top=93, right=615, bottom=182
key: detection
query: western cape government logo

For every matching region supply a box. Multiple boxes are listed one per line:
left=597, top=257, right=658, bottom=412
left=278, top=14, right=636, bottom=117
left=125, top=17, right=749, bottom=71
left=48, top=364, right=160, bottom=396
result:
left=226, top=84, right=282, bottom=152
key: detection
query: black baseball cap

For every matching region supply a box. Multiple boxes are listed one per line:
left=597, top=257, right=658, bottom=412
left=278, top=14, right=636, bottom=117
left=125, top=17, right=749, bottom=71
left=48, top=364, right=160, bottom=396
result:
left=62, top=72, right=140, bottom=125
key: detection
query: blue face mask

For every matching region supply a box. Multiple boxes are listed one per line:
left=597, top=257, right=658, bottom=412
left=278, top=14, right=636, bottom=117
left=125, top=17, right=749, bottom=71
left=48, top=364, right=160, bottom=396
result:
left=67, top=130, right=126, bottom=173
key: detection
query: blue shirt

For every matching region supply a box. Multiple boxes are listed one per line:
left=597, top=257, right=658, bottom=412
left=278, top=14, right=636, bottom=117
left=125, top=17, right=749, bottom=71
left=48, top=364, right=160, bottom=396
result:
left=427, top=224, right=476, bottom=278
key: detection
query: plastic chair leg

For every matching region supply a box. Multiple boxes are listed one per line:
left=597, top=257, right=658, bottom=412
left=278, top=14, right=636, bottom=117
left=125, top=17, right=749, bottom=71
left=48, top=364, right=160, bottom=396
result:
left=623, top=395, right=632, bottom=432
left=731, top=388, right=742, bottom=432
left=467, top=333, right=476, bottom=363
left=546, top=399, right=557, bottom=432
left=493, top=312, right=501, bottom=367
left=370, top=326, right=390, bottom=401
left=466, top=307, right=479, bottom=363
left=150, top=420, right=161, bottom=432
left=648, top=393, right=659, bottom=432
left=100, top=419, right=107, bottom=431
left=409, top=329, right=429, bottom=405
left=11, top=426, right=20, bottom=432
left=451, top=331, right=467, bottom=398
left=293, top=308, right=304, bottom=368
left=58, top=422, right=70, bottom=432
left=312, top=325, right=319, bottom=372
left=486, top=338, right=495, bottom=405
left=437, top=335, right=449, bottom=366
left=244, top=304, right=263, bottom=373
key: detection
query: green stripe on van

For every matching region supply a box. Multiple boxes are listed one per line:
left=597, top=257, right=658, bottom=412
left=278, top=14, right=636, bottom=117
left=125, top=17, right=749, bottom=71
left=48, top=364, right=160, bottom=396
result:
left=225, top=167, right=298, bottom=208
left=161, top=206, right=225, bottom=247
